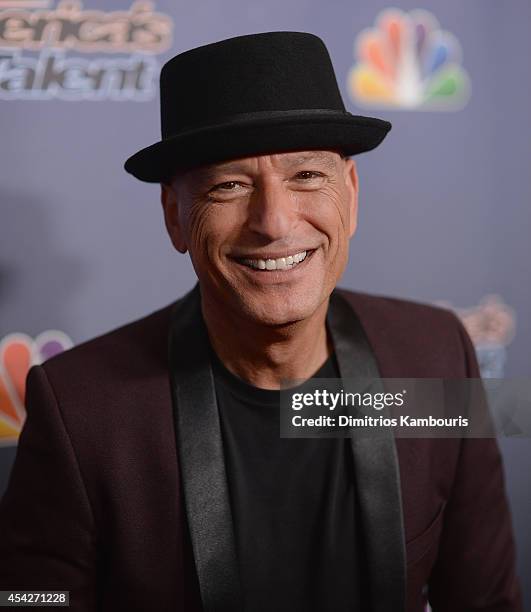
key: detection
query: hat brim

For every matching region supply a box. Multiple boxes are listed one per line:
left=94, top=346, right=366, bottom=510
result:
left=124, top=111, right=391, bottom=183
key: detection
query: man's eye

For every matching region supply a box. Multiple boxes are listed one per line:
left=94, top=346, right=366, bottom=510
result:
left=207, top=180, right=248, bottom=201
left=295, top=171, right=323, bottom=180
left=213, top=181, right=239, bottom=191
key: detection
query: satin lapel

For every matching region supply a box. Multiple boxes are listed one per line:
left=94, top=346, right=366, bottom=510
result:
left=168, top=284, right=242, bottom=612
left=327, top=290, right=406, bottom=612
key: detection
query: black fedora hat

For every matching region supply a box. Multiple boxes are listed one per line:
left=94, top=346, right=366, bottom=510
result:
left=124, top=31, right=391, bottom=183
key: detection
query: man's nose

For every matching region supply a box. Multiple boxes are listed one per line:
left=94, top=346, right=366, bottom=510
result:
left=246, top=178, right=296, bottom=241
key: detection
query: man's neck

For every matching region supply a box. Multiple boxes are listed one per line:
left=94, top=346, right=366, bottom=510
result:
left=200, top=292, right=332, bottom=390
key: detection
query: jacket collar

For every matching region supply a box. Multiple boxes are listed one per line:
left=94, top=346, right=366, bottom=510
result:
left=168, top=283, right=405, bottom=612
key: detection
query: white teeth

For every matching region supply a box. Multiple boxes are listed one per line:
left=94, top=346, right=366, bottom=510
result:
left=239, top=250, right=309, bottom=271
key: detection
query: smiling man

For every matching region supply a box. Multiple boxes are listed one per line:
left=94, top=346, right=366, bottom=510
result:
left=161, top=148, right=357, bottom=389
left=0, top=31, right=522, bottom=612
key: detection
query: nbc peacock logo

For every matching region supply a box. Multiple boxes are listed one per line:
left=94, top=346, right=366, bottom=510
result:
left=347, top=8, right=471, bottom=111
left=0, top=331, right=72, bottom=446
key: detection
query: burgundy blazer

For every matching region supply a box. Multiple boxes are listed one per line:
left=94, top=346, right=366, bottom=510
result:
left=0, top=285, right=522, bottom=611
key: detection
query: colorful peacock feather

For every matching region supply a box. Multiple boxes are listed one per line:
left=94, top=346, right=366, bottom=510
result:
left=0, top=331, right=72, bottom=445
left=348, top=9, right=470, bottom=110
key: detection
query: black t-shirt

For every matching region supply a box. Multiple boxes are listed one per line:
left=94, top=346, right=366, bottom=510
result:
left=212, top=349, right=364, bottom=612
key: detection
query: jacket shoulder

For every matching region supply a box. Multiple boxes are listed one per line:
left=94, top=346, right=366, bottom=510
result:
left=39, top=301, right=175, bottom=386
left=335, top=287, right=471, bottom=377
left=336, top=287, right=460, bottom=329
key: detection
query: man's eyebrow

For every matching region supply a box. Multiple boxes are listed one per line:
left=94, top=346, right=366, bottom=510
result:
left=191, top=161, right=248, bottom=182
left=282, top=151, right=339, bottom=169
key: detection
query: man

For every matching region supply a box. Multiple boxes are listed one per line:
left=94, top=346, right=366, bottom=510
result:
left=0, top=32, right=522, bottom=611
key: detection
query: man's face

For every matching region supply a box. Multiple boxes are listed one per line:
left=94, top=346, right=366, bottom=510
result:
left=161, top=149, right=358, bottom=326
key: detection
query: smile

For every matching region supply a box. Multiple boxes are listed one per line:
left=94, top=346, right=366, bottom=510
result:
left=235, top=249, right=314, bottom=271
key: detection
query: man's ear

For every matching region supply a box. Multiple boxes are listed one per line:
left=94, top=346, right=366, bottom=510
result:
left=160, top=181, right=188, bottom=254
left=343, top=158, right=359, bottom=238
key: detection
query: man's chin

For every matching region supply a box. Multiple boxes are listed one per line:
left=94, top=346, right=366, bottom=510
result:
left=235, top=292, right=324, bottom=327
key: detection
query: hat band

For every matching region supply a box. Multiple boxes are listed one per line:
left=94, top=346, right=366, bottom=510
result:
left=164, top=108, right=353, bottom=139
